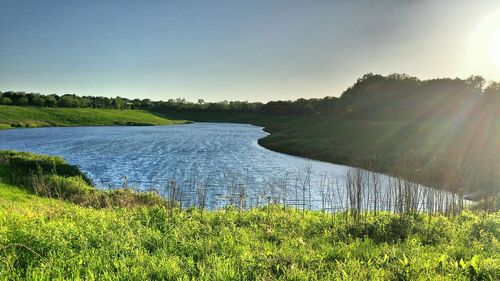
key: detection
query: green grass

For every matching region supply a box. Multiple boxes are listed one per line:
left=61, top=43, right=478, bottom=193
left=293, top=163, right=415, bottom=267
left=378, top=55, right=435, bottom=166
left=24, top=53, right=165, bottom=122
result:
left=0, top=105, right=188, bottom=129
left=0, top=151, right=498, bottom=280
left=156, top=111, right=500, bottom=197
left=0, top=150, right=172, bottom=209
left=1, top=186, right=499, bottom=280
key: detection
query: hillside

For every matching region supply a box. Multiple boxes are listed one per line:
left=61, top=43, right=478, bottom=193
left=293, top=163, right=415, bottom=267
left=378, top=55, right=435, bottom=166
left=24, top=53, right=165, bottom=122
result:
left=153, top=110, right=499, bottom=206
left=0, top=106, right=187, bottom=129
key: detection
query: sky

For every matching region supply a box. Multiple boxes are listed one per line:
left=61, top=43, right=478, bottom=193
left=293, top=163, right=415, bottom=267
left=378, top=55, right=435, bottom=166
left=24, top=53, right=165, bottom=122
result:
left=1, top=0, right=499, bottom=102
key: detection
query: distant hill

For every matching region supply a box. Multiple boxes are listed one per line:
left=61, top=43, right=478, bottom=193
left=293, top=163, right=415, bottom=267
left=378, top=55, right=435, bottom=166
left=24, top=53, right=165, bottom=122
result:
left=0, top=106, right=186, bottom=129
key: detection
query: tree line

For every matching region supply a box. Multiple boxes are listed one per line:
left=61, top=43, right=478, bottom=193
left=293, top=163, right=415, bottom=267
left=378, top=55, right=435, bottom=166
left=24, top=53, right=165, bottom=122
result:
left=1, top=73, right=498, bottom=121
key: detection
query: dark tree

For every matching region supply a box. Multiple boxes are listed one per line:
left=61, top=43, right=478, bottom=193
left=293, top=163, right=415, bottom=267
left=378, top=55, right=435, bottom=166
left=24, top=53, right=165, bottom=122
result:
left=0, top=97, right=12, bottom=105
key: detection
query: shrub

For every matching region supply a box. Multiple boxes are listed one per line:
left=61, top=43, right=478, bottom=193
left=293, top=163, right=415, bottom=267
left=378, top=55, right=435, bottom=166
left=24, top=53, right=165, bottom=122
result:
left=0, top=150, right=171, bottom=209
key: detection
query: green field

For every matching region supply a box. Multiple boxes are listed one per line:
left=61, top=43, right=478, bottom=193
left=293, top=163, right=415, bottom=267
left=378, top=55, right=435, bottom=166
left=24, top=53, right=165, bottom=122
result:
left=0, top=151, right=498, bottom=280
left=0, top=106, right=187, bottom=129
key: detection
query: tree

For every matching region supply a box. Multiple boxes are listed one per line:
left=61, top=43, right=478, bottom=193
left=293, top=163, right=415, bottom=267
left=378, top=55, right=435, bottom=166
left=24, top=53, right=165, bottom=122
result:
left=16, top=97, right=29, bottom=106
left=44, top=96, right=57, bottom=107
left=484, top=82, right=500, bottom=97
left=114, top=97, right=124, bottom=109
left=141, top=99, right=152, bottom=107
left=57, top=95, right=78, bottom=107
left=0, top=97, right=12, bottom=105
left=31, top=96, right=45, bottom=106
left=466, top=75, right=486, bottom=94
left=79, top=97, right=92, bottom=108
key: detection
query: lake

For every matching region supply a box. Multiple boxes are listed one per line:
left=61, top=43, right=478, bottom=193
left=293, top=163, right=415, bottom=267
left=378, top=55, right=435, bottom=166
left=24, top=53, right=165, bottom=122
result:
left=0, top=123, right=452, bottom=210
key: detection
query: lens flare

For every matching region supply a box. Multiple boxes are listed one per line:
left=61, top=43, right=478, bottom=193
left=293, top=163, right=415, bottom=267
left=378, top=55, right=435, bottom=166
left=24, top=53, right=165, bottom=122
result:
left=467, top=9, right=500, bottom=78
left=489, top=28, right=500, bottom=70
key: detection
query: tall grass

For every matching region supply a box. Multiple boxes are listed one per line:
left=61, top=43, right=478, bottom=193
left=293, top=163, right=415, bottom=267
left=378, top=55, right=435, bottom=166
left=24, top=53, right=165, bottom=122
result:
left=98, top=165, right=476, bottom=222
left=0, top=150, right=498, bottom=279
left=0, top=203, right=498, bottom=280
left=2, top=149, right=484, bottom=222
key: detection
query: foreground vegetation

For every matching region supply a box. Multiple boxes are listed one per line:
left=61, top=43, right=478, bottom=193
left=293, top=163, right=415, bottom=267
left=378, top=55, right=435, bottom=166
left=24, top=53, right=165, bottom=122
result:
left=0, top=106, right=186, bottom=129
left=2, top=193, right=499, bottom=280
left=0, top=151, right=498, bottom=280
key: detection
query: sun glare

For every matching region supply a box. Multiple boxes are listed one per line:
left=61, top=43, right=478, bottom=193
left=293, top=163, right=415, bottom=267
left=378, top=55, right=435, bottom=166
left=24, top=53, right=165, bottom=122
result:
left=489, top=27, right=500, bottom=70
left=467, top=9, right=500, bottom=78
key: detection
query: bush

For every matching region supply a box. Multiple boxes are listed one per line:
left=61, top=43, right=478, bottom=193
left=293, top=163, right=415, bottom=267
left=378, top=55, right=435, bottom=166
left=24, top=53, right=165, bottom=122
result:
left=0, top=150, right=171, bottom=208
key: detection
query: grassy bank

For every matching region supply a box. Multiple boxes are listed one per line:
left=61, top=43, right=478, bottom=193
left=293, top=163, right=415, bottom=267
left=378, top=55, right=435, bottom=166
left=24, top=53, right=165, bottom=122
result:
left=0, top=151, right=171, bottom=209
left=0, top=152, right=498, bottom=280
left=155, top=110, right=500, bottom=200
left=0, top=105, right=187, bottom=129
left=153, top=110, right=416, bottom=170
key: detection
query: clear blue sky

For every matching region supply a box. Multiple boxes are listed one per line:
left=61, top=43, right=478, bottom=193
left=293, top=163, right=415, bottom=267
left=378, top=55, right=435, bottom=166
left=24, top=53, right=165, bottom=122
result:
left=1, top=0, right=499, bottom=102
